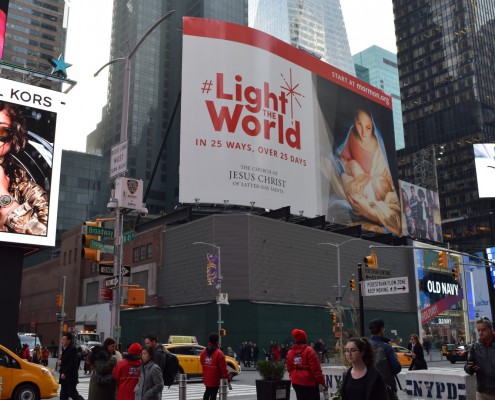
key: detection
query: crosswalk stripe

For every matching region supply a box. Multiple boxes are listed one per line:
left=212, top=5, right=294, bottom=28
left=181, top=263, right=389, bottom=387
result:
left=75, top=379, right=257, bottom=399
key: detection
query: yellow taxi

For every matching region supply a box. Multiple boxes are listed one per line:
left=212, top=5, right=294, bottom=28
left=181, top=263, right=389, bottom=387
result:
left=164, top=343, right=241, bottom=380
left=0, top=344, right=58, bottom=400
left=392, top=344, right=413, bottom=367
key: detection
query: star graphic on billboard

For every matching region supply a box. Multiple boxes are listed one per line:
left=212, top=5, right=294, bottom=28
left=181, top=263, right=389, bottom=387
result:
left=280, top=68, right=304, bottom=120
left=49, top=54, right=72, bottom=79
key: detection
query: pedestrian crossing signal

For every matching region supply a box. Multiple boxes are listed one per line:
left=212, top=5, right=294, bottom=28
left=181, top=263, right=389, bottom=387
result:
left=350, top=278, right=356, bottom=291
left=220, top=328, right=226, bottom=337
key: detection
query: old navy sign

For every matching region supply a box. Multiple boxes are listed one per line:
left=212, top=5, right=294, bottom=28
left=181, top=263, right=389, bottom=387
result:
left=426, top=280, right=459, bottom=296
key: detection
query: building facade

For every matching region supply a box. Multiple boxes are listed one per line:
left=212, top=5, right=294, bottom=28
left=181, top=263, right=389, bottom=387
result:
left=86, top=0, right=248, bottom=215
left=248, top=0, right=355, bottom=76
left=353, top=45, right=405, bottom=150
left=2, top=0, right=66, bottom=89
left=393, top=0, right=495, bottom=250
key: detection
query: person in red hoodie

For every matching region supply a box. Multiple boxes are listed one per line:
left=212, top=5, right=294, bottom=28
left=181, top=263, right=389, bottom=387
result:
left=21, top=343, right=31, bottom=361
left=112, top=343, right=143, bottom=400
left=286, top=329, right=327, bottom=400
left=200, top=332, right=231, bottom=400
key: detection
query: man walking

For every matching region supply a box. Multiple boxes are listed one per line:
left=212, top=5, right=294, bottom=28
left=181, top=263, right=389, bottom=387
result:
left=200, top=332, right=231, bottom=400
left=59, top=332, right=84, bottom=400
left=465, top=317, right=495, bottom=399
left=369, top=319, right=402, bottom=400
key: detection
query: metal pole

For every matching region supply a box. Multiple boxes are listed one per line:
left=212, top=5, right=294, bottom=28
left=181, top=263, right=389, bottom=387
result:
left=219, top=378, right=228, bottom=399
left=358, top=263, right=365, bottom=337
left=336, top=246, right=343, bottom=360
left=111, top=206, right=121, bottom=343
left=218, top=246, right=222, bottom=347
left=179, top=374, right=187, bottom=400
left=58, top=276, right=66, bottom=358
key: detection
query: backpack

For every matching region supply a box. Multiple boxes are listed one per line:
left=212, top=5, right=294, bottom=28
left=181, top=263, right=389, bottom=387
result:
left=163, top=350, right=179, bottom=387
left=373, top=342, right=396, bottom=396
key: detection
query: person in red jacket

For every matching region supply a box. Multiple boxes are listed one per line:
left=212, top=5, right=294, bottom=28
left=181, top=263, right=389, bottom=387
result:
left=200, top=332, right=231, bottom=400
left=286, top=329, right=328, bottom=400
left=112, top=343, right=143, bottom=400
left=21, top=343, right=31, bottom=361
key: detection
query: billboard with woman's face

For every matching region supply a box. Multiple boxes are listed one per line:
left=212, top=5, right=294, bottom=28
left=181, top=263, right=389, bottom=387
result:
left=180, top=18, right=400, bottom=235
left=0, top=78, right=64, bottom=246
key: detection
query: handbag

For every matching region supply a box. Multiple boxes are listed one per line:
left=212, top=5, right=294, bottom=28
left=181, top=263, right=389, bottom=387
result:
left=96, top=373, right=113, bottom=385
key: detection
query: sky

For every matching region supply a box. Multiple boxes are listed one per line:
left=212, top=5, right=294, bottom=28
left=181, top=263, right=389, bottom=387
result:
left=57, top=0, right=396, bottom=152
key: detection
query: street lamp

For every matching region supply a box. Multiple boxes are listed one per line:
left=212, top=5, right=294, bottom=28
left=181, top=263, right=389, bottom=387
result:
left=193, top=241, right=224, bottom=346
left=318, top=238, right=361, bottom=359
left=95, top=10, right=175, bottom=344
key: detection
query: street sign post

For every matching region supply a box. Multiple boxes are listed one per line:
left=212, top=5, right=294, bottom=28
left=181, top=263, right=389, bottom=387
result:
left=90, top=239, right=115, bottom=254
left=362, top=276, right=409, bottom=297
left=82, top=225, right=114, bottom=238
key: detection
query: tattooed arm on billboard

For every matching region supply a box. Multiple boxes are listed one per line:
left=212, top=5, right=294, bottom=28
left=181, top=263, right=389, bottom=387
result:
left=0, top=102, right=48, bottom=236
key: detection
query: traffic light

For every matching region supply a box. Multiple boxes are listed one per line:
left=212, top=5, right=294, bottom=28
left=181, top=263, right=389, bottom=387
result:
left=453, top=267, right=459, bottom=282
left=350, top=278, right=356, bottom=291
left=438, top=251, right=448, bottom=268
left=220, top=328, right=227, bottom=337
left=332, top=312, right=337, bottom=324
left=127, top=287, right=146, bottom=306
left=364, top=252, right=378, bottom=268
left=56, top=294, right=62, bottom=307
left=82, top=221, right=101, bottom=262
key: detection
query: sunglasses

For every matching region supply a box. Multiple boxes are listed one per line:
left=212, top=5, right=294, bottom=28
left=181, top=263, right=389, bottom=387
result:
left=0, top=126, right=13, bottom=142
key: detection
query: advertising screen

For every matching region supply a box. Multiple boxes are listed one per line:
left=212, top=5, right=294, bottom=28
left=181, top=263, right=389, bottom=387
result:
left=474, top=143, right=495, bottom=198
left=180, top=18, right=401, bottom=235
left=399, top=180, right=443, bottom=242
left=0, top=78, right=64, bottom=246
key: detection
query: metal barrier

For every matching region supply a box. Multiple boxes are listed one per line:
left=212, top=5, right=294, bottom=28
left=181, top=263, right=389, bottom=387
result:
left=219, top=378, right=228, bottom=400
left=178, top=374, right=187, bottom=400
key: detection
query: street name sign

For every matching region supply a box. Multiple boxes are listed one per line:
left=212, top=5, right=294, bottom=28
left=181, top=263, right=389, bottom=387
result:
left=105, top=276, right=119, bottom=288
left=364, top=267, right=391, bottom=280
left=363, top=276, right=409, bottom=297
left=99, top=265, right=114, bottom=276
left=90, top=239, right=115, bottom=254
left=82, top=225, right=114, bottom=238
left=123, top=231, right=135, bottom=244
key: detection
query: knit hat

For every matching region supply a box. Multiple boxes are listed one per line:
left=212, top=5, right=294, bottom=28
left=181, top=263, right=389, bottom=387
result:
left=292, top=329, right=307, bottom=343
left=128, top=343, right=142, bottom=355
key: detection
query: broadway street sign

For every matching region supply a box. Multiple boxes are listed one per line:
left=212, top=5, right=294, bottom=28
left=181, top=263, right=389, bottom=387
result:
left=82, top=225, right=114, bottom=238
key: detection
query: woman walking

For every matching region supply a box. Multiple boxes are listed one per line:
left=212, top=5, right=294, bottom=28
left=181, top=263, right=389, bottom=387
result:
left=134, top=346, right=164, bottom=400
left=341, top=337, right=388, bottom=400
left=408, top=334, right=428, bottom=370
left=88, top=338, right=118, bottom=400
left=113, top=343, right=143, bottom=400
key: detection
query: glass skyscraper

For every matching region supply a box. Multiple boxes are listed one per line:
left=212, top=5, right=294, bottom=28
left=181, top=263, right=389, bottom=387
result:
left=249, top=0, right=355, bottom=76
left=86, top=0, right=248, bottom=215
left=2, top=0, right=66, bottom=90
left=393, top=0, right=495, bottom=249
left=353, top=45, right=405, bottom=150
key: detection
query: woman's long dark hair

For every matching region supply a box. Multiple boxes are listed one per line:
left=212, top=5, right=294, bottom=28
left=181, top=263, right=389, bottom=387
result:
left=347, top=337, right=375, bottom=368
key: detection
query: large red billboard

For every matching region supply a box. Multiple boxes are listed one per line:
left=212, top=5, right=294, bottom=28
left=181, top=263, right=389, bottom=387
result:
left=0, top=78, right=64, bottom=246
left=180, top=18, right=401, bottom=235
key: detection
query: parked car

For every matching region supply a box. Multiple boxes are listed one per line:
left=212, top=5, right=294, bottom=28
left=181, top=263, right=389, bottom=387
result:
left=446, top=344, right=471, bottom=364
left=165, top=343, right=241, bottom=381
left=392, top=344, right=413, bottom=367
left=0, top=344, right=58, bottom=400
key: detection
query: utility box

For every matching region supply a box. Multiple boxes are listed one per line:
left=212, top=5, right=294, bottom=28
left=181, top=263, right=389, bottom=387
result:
left=128, top=288, right=146, bottom=306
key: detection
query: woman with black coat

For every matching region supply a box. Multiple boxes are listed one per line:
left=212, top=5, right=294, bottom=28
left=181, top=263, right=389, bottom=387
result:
left=88, top=338, right=118, bottom=400
left=408, top=334, right=428, bottom=370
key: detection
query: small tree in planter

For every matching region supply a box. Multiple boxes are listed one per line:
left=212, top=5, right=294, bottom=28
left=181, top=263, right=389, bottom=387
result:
left=255, top=360, right=291, bottom=400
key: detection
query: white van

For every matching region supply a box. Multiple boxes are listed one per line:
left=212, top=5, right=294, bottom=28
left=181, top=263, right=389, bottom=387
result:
left=17, top=332, right=43, bottom=359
